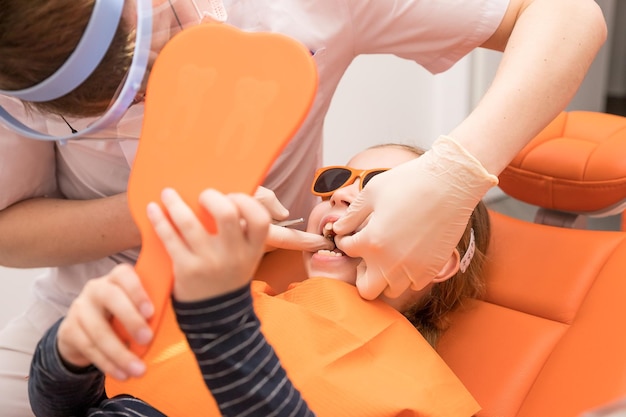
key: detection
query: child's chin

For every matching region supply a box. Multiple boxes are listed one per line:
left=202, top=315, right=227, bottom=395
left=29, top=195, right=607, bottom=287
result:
left=323, top=274, right=357, bottom=286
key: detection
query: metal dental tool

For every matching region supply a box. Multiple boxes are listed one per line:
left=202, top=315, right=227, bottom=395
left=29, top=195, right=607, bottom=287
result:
left=273, top=218, right=305, bottom=227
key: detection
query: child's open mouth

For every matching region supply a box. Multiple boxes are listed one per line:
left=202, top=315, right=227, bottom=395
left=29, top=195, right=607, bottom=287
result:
left=321, top=222, right=346, bottom=256
left=323, top=222, right=336, bottom=247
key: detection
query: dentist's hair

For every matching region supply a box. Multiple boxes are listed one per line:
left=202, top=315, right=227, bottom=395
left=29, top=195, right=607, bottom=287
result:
left=0, top=0, right=134, bottom=116
left=368, top=143, right=490, bottom=347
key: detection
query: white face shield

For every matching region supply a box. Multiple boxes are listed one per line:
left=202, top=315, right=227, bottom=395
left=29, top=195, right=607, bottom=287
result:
left=0, top=0, right=226, bottom=141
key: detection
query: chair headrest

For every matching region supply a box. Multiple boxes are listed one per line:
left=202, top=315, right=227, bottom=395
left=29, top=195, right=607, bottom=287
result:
left=499, top=111, right=626, bottom=217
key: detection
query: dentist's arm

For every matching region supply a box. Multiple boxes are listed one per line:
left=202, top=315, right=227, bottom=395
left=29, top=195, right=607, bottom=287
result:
left=0, top=185, right=329, bottom=269
left=334, top=0, right=607, bottom=299
left=454, top=0, right=607, bottom=173
left=0, top=194, right=141, bottom=268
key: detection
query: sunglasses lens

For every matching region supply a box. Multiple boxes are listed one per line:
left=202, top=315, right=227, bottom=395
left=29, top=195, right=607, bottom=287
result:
left=313, top=168, right=352, bottom=194
left=362, top=170, right=387, bottom=188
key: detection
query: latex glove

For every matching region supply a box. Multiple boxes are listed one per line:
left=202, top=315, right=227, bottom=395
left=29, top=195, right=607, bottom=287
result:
left=255, top=186, right=334, bottom=253
left=333, top=135, right=498, bottom=299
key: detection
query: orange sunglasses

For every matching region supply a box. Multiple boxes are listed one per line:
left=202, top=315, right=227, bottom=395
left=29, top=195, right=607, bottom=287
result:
left=311, top=166, right=389, bottom=199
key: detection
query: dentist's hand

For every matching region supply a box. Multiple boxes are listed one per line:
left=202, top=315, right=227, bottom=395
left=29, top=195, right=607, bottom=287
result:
left=333, top=135, right=498, bottom=299
left=255, top=186, right=333, bottom=253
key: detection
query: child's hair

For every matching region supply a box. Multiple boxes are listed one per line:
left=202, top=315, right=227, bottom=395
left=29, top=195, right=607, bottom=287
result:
left=368, top=143, right=490, bottom=347
left=0, top=0, right=135, bottom=117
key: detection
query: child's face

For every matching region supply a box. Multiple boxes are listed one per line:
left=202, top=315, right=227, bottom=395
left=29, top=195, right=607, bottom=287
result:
left=303, top=146, right=428, bottom=311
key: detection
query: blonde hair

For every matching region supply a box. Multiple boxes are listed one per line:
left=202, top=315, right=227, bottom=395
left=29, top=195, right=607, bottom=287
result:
left=0, top=0, right=136, bottom=116
left=369, top=143, right=490, bottom=347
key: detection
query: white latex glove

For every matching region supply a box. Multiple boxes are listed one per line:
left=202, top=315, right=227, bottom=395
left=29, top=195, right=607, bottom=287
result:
left=333, top=135, right=498, bottom=300
left=255, top=186, right=333, bottom=253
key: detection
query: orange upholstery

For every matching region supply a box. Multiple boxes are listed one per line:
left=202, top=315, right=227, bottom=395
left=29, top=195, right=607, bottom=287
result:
left=439, top=111, right=626, bottom=416
left=499, top=111, right=626, bottom=215
left=251, top=204, right=626, bottom=417
left=251, top=205, right=626, bottom=417
left=437, top=211, right=626, bottom=416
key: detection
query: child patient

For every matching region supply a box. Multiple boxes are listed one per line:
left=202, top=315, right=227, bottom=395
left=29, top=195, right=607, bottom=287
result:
left=305, top=143, right=489, bottom=346
left=28, top=143, right=489, bottom=417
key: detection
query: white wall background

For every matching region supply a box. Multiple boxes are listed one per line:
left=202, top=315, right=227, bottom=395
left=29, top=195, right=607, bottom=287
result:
left=323, top=55, right=473, bottom=166
left=0, top=0, right=619, bottom=330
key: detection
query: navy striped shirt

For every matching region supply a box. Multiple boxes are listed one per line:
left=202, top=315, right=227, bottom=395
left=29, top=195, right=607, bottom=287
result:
left=29, top=285, right=314, bottom=417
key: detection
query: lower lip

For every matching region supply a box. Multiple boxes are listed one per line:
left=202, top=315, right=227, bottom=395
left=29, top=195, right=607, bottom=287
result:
left=307, top=252, right=359, bottom=285
left=310, top=251, right=355, bottom=265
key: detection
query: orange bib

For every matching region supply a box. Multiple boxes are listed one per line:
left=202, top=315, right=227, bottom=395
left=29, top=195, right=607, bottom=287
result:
left=106, top=279, right=480, bottom=416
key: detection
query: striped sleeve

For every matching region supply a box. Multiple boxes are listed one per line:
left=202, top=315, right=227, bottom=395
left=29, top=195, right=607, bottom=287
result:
left=173, top=285, right=315, bottom=417
left=28, top=319, right=166, bottom=417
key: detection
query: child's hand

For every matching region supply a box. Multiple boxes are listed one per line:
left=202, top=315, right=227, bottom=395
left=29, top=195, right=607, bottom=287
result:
left=147, top=188, right=270, bottom=302
left=57, top=264, right=154, bottom=380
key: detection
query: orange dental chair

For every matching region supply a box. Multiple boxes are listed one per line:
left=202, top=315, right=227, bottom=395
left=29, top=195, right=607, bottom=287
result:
left=106, top=18, right=626, bottom=415
left=437, top=110, right=626, bottom=417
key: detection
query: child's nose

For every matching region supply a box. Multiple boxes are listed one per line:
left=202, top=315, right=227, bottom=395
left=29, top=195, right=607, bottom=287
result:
left=329, top=179, right=361, bottom=206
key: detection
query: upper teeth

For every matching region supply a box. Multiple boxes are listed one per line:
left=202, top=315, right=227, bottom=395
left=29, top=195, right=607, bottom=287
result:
left=323, top=222, right=335, bottom=240
left=323, top=222, right=338, bottom=251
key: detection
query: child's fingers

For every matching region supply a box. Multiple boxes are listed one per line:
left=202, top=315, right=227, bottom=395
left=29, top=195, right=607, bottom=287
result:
left=59, top=277, right=149, bottom=380
left=228, top=193, right=270, bottom=247
left=157, top=188, right=268, bottom=258
left=107, top=264, right=154, bottom=320
left=146, top=200, right=189, bottom=261
left=79, top=313, right=146, bottom=380
left=159, top=188, right=213, bottom=251
left=83, top=315, right=146, bottom=380
left=58, top=319, right=131, bottom=381
left=80, top=275, right=153, bottom=349
left=84, top=278, right=150, bottom=378
left=198, top=189, right=243, bottom=241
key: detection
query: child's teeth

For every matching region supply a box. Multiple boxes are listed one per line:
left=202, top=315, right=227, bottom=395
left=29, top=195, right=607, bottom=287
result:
left=323, top=222, right=334, bottom=240
left=322, top=222, right=337, bottom=251
left=317, top=249, right=343, bottom=257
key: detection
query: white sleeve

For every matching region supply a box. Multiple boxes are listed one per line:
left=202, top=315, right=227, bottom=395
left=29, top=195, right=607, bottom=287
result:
left=345, top=0, right=509, bottom=73
left=0, top=98, right=57, bottom=210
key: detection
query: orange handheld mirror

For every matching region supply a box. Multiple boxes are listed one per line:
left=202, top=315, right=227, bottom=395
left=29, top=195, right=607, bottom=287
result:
left=116, top=23, right=317, bottom=356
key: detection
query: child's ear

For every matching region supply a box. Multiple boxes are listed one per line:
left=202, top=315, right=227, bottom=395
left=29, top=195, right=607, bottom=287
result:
left=432, top=249, right=461, bottom=283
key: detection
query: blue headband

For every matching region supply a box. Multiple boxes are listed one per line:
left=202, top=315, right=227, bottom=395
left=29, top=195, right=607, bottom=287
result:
left=0, top=0, right=153, bottom=141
